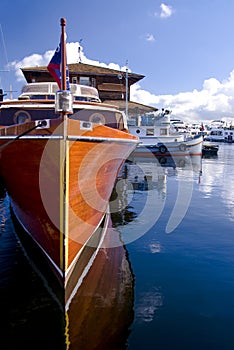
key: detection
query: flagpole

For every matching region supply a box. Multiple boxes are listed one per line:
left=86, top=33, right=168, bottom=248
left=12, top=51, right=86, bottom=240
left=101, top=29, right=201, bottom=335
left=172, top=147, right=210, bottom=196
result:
left=60, top=18, right=67, bottom=92
left=49, top=18, right=72, bottom=116
left=125, top=60, right=128, bottom=121
left=58, top=18, right=70, bottom=276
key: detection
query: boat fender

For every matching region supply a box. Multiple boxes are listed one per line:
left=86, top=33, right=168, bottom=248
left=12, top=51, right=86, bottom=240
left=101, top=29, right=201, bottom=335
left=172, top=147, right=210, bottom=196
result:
left=159, top=145, right=167, bottom=153
left=179, top=144, right=186, bottom=151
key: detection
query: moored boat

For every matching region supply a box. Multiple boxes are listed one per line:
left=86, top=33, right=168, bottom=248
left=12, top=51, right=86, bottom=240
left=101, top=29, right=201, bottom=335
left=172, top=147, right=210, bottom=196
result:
left=202, top=142, right=219, bottom=157
left=128, top=109, right=203, bottom=158
left=0, top=19, right=139, bottom=311
left=204, top=119, right=234, bottom=143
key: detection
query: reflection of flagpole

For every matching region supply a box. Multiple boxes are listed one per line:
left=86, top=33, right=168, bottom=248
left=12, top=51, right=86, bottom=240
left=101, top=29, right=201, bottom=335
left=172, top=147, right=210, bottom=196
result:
left=198, top=152, right=202, bottom=184
left=125, top=60, right=128, bottom=120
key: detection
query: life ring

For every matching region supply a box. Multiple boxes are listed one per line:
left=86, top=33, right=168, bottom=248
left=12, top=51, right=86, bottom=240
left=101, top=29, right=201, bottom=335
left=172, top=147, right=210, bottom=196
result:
left=158, top=145, right=167, bottom=153
left=179, top=143, right=186, bottom=151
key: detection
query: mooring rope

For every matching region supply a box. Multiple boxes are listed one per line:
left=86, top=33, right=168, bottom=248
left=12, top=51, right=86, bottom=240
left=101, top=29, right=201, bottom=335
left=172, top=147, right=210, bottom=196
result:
left=0, top=120, right=47, bottom=151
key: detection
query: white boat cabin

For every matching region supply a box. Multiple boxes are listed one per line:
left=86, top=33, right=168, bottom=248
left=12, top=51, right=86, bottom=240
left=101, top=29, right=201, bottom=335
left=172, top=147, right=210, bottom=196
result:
left=128, top=110, right=185, bottom=144
left=18, top=82, right=101, bottom=103
left=205, top=127, right=234, bottom=142
left=0, top=82, right=128, bottom=130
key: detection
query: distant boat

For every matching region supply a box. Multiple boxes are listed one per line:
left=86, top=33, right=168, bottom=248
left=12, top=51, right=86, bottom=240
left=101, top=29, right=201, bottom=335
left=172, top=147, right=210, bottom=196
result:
left=0, top=18, right=139, bottom=310
left=202, top=142, right=219, bottom=157
left=170, top=117, right=188, bottom=134
left=204, top=127, right=234, bottom=143
left=128, top=109, right=203, bottom=158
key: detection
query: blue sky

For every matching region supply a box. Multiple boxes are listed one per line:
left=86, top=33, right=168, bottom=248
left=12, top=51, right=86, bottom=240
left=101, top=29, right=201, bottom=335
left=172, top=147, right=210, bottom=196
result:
left=1, top=0, right=234, bottom=122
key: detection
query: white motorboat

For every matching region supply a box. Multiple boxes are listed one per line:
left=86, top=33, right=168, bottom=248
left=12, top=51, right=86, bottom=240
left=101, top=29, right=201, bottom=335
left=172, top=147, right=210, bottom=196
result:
left=204, top=127, right=234, bottom=143
left=128, top=109, right=203, bottom=157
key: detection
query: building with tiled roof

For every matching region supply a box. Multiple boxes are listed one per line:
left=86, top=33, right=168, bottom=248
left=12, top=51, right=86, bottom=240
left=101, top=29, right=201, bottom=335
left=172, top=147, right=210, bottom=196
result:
left=21, top=62, right=157, bottom=117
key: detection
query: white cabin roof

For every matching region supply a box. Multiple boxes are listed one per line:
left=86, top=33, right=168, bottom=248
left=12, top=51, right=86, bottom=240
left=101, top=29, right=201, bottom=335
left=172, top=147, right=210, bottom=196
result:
left=19, top=82, right=101, bottom=102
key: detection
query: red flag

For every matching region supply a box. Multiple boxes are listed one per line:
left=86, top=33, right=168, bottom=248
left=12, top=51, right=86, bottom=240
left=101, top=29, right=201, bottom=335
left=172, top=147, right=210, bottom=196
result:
left=47, top=38, right=70, bottom=90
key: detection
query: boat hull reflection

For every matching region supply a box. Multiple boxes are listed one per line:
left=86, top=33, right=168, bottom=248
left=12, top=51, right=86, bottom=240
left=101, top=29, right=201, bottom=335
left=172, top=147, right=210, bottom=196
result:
left=67, top=216, right=134, bottom=349
left=10, top=207, right=134, bottom=350
left=125, top=149, right=202, bottom=188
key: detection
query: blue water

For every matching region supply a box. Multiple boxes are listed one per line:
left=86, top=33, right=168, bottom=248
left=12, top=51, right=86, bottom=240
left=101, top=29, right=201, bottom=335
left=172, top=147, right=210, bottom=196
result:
left=123, top=143, right=234, bottom=350
left=0, top=194, right=64, bottom=349
left=0, top=143, right=234, bottom=349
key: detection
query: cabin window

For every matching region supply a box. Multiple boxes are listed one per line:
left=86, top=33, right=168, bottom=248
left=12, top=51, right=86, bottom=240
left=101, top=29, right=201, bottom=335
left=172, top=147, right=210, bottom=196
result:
left=79, top=77, right=90, bottom=86
left=89, top=113, right=105, bottom=124
left=13, top=110, right=31, bottom=124
left=141, top=115, right=154, bottom=126
left=211, top=130, right=222, bottom=136
left=28, top=95, right=46, bottom=100
left=160, top=128, right=168, bottom=135
left=146, top=128, right=154, bottom=136
left=91, top=77, right=96, bottom=87
left=115, top=112, right=125, bottom=130
left=72, top=77, right=78, bottom=84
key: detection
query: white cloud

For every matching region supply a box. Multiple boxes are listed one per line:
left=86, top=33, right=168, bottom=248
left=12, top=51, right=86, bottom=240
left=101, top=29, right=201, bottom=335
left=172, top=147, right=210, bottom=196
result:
left=8, top=52, right=52, bottom=81
left=145, top=33, right=155, bottom=42
left=8, top=42, right=234, bottom=123
left=130, top=73, right=234, bottom=122
left=9, top=42, right=128, bottom=83
left=160, top=3, right=173, bottom=18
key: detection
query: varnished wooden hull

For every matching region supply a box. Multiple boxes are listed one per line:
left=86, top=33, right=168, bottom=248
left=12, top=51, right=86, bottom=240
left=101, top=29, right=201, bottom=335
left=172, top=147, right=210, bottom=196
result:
left=0, top=118, right=138, bottom=306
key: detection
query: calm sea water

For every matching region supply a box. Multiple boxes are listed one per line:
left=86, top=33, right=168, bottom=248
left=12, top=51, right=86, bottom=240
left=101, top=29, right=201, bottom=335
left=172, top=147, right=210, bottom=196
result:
left=0, top=194, right=64, bottom=349
left=0, top=143, right=234, bottom=349
left=123, top=143, right=234, bottom=350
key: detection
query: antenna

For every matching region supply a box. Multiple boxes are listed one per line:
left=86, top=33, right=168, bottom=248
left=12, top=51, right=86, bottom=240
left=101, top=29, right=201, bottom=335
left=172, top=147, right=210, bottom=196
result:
left=0, top=24, right=11, bottom=99
left=0, top=24, right=9, bottom=67
left=78, top=39, right=83, bottom=63
left=7, top=84, right=17, bottom=100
